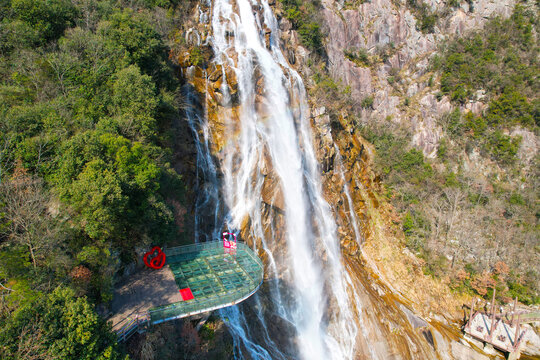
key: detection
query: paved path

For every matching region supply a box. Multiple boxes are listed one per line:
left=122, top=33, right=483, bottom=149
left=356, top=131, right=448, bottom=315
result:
left=109, top=266, right=182, bottom=331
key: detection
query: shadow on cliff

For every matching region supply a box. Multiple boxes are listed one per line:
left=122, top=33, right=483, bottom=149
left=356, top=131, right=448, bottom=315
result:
left=170, top=79, right=230, bottom=244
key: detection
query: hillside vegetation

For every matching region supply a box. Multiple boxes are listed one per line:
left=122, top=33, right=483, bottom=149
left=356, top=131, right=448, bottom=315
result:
left=0, top=1, right=195, bottom=358
left=362, top=4, right=539, bottom=305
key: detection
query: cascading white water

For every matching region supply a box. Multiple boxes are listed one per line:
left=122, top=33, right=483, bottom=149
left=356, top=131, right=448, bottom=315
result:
left=179, top=0, right=476, bottom=358
left=186, top=0, right=379, bottom=358
left=184, top=72, right=222, bottom=243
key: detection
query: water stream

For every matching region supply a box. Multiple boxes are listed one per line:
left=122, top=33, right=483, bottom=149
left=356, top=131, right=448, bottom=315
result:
left=184, top=1, right=439, bottom=358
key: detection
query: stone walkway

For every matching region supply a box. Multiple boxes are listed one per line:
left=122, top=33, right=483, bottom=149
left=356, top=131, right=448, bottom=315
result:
left=109, top=266, right=182, bottom=331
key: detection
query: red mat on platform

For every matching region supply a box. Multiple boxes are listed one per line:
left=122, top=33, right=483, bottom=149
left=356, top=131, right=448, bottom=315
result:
left=179, top=288, right=194, bottom=301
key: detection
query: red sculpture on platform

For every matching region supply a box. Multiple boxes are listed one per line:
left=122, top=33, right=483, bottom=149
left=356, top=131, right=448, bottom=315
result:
left=143, top=246, right=166, bottom=269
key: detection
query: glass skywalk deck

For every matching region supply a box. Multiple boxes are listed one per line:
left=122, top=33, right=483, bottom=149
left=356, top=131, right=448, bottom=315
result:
left=147, top=240, right=264, bottom=325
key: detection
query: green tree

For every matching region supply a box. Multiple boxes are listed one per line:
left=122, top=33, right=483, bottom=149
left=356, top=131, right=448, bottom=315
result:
left=485, top=130, right=521, bottom=164
left=0, top=0, right=186, bottom=338
left=360, top=95, right=374, bottom=109
left=11, top=0, right=78, bottom=42
left=279, top=0, right=326, bottom=56
left=485, top=88, right=534, bottom=127
left=0, top=287, right=127, bottom=360
left=298, top=22, right=324, bottom=54
left=393, top=149, right=433, bottom=184
left=69, top=159, right=127, bottom=241
left=0, top=20, right=40, bottom=54
left=463, top=111, right=486, bottom=138
left=54, top=131, right=175, bottom=249
left=110, top=65, right=159, bottom=141
left=98, top=9, right=164, bottom=75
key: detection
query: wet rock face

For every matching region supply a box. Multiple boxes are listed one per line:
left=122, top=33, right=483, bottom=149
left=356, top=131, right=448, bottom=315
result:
left=175, top=2, right=538, bottom=359
left=320, top=0, right=515, bottom=156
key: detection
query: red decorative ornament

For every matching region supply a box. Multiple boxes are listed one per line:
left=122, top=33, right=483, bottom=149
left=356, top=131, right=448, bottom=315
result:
left=143, top=246, right=166, bottom=269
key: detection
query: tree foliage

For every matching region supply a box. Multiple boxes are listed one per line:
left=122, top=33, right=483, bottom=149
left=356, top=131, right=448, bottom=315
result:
left=433, top=5, right=538, bottom=165
left=406, top=0, right=439, bottom=34
left=435, top=5, right=538, bottom=127
left=360, top=111, right=539, bottom=304
left=279, top=0, right=326, bottom=56
left=0, top=287, right=127, bottom=359
left=10, top=0, right=78, bottom=43
left=0, top=0, right=190, bottom=355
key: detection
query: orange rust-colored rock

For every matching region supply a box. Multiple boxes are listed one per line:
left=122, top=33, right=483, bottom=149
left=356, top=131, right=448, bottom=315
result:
left=261, top=171, right=285, bottom=211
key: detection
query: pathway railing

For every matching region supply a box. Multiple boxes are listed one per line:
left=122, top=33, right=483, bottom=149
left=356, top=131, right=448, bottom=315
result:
left=115, top=312, right=150, bottom=342
left=148, top=274, right=262, bottom=324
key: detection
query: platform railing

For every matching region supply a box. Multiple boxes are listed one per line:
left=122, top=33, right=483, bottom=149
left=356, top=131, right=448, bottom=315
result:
left=148, top=278, right=262, bottom=324
left=114, top=240, right=264, bottom=340
left=150, top=241, right=264, bottom=324
left=164, top=240, right=263, bottom=265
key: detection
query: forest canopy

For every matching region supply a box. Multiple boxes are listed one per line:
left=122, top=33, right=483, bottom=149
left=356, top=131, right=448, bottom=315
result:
left=0, top=1, right=193, bottom=358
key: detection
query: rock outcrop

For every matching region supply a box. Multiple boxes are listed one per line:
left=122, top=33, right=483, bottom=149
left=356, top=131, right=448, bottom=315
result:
left=320, top=0, right=515, bottom=156
left=173, top=0, right=538, bottom=359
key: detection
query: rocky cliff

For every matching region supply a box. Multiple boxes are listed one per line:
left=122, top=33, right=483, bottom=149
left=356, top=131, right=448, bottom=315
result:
left=322, top=0, right=517, bottom=155
left=169, top=0, right=539, bottom=358
left=305, top=0, right=539, bottom=298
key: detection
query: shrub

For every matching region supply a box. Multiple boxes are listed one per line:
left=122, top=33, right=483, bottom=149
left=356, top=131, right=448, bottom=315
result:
left=450, top=84, right=468, bottom=104
left=407, top=0, right=439, bottom=34
left=298, top=22, right=324, bottom=54
left=189, top=46, right=204, bottom=66
left=485, top=131, right=521, bottom=164
left=402, top=212, right=415, bottom=236
left=344, top=48, right=371, bottom=67
left=434, top=5, right=538, bottom=111
left=394, top=149, right=433, bottom=184
left=463, top=112, right=487, bottom=138
left=419, top=13, right=438, bottom=33
left=280, top=0, right=325, bottom=55
left=485, top=88, right=534, bottom=127
left=508, top=192, right=525, bottom=205
left=444, top=171, right=460, bottom=187
left=437, top=138, right=447, bottom=158
left=360, top=95, right=374, bottom=109
left=507, top=280, right=539, bottom=305
left=468, top=192, right=489, bottom=205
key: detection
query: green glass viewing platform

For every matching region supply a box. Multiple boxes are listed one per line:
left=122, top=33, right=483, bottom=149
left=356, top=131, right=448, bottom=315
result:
left=111, top=240, right=264, bottom=341
left=148, top=240, right=264, bottom=325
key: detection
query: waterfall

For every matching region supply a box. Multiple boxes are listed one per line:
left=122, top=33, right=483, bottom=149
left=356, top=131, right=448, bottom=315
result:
left=182, top=0, right=365, bottom=358
left=184, top=69, right=221, bottom=243
left=184, top=1, right=410, bottom=359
